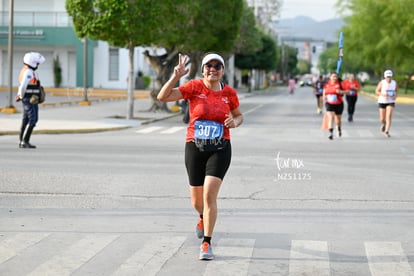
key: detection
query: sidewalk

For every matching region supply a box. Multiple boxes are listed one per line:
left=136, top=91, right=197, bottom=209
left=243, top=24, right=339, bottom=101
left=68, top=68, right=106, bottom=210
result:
left=359, top=91, right=414, bottom=104
left=0, top=92, right=181, bottom=135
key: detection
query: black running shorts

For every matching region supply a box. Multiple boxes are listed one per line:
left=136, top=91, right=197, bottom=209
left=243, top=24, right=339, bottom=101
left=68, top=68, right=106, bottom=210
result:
left=378, top=103, right=395, bottom=109
left=185, top=141, right=232, bottom=186
left=325, top=102, right=344, bottom=115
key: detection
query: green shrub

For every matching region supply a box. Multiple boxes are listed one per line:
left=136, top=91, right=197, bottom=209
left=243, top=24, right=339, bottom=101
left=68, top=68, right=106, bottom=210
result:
left=143, top=75, right=151, bottom=89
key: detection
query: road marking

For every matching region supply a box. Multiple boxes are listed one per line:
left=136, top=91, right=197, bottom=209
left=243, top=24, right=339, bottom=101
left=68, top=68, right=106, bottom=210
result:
left=203, top=238, right=255, bottom=276
left=112, top=236, right=186, bottom=276
left=357, top=129, right=374, bottom=137
left=160, top=126, right=185, bottom=134
left=0, top=233, right=50, bottom=264
left=27, top=234, right=118, bottom=276
left=365, top=241, right=414, bottom=276
left=135, top=126, right=164, bottom=133
left=288, top=240, right=330, bottom=276
left=243, top=104, right=265, bottom=115
left=340, top=129, right=350, bottom=138
left=403, top=130, right=414, bottom=136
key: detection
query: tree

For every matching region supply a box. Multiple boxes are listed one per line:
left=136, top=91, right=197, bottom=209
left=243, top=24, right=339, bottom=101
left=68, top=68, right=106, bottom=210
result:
left=337, top=0, right=414, bottom=76
left=235, top=33, right=277, bottom=71
left=53, top=56, right=62, bottom=88
left=173, top=1, right=244, bottom=80
left=143, top=0, right=243, bottom=109
left=285, top=47, right=298, bottom=76
left=66, top=0, right=177, bottom=119
left=233, top=5, right=263, bottom=55
left=235, top=32, right=278, bottom=90
left=297, top=59, right=311, bottom=75
left=249, top=0, right=282, bottom=32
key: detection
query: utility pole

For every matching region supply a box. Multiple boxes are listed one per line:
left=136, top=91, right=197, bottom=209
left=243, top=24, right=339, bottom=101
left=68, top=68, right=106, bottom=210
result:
left=3, top=0, right=17, bottom=113
left=80, top=37, right=91, bottom=106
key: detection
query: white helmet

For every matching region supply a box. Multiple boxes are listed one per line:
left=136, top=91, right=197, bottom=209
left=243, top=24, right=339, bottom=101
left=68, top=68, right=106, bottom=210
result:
left=23, top=52, right=45, bottom=68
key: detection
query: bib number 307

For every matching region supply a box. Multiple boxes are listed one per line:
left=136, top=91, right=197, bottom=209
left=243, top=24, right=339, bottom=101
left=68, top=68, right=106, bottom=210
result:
left=194, top=120, right=223, bottom=140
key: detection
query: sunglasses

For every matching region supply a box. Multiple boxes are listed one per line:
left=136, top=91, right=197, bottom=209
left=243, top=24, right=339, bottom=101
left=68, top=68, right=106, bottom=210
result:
left=204, top=63, right=222, bottom=70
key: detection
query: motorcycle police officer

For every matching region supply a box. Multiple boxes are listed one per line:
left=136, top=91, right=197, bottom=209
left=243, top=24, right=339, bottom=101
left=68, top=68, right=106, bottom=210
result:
left=15, top=52, right=45, bottom=149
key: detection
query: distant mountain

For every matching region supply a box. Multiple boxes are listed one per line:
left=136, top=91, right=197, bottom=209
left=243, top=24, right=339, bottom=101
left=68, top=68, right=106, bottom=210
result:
left=275, top=16, right=344, bottom=42
left=277, top=16, right=316, bottom=28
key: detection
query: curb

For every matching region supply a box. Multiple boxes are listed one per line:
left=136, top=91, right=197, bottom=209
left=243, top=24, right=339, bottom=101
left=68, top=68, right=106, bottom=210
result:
left=0, top=113, right=182, bottom=136
left=0, top=126, right=132, bottom=136
left=360, top=91, right=414, bottom=104
left=140, top=112, right=182, bottom=125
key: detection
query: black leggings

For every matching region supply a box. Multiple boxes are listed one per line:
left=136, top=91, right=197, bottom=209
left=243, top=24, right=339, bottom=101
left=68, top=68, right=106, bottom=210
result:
left=346, top=95, right=358, bottom=115
left=185, top=141, right=231, bottom=186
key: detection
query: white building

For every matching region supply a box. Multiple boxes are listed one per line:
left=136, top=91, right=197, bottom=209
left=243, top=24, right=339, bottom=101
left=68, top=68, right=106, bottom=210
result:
left=0, top=0, right=152, bottom=90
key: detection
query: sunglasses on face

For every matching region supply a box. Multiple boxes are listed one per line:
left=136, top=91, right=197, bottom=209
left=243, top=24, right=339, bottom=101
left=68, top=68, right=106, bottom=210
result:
left=204, top=63, right=222, bottom=70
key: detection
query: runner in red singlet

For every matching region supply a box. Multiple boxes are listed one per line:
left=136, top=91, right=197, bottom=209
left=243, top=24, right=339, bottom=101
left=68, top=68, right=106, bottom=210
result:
left=158, top=53, right=243, bottom=260
left=323, top=72, right=344, bottom=140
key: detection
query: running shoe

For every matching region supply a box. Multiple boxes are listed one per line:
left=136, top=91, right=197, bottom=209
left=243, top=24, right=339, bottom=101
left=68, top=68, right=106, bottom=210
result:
left=384, top=131, right=391, bottom=138
left=337, top=127, right=342, bottom=137
left=196, top=219, right=204, bottom=239
left=199, top=242, right=214, bottom=260
left=380, top=122, right=386, bottom=132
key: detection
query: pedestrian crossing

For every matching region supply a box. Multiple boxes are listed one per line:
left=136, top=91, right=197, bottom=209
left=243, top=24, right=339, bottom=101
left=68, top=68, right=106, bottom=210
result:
left=112, top=236, right=186, bottom=276
left=365, top=241, right=414, bottom=276
left=135, top=126, right=185, bottom=134
left=289, top=240, right=330, bottom=276
left=134, top=125, right=414, bottom=139
left=27, top=234, right=119, bottom=276
left=1, top=232, right=413, bottom=275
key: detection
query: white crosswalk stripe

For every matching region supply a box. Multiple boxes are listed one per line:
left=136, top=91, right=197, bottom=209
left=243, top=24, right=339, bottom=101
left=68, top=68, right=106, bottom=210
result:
left=135, top=126, right=164, bottom=133
left=160, top=126, right=186, bottom=134
left=203, top=238, right=255, bottom=276
left=133, top=125, right=414, bottom=139
left=365, top=241, right=414, bottom=276
left=0, top=233, right=50, bottom=264
left=112, top=236, right=186, bottom=276
left=27, top=234, right=118, bottom=276
left=288, top=240, right=330, bottom=276
left=1, top=233, right=414, bottom=275
left=357, top=129, right=375, bottom=138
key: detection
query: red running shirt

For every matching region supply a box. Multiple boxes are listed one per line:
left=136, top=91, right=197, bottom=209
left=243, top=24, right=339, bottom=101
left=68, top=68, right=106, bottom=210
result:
left=324, top=81, right=343, bottom=104
left=179, top=79, right=240, bottom=142
left=342, top=79, right=360, bottom=96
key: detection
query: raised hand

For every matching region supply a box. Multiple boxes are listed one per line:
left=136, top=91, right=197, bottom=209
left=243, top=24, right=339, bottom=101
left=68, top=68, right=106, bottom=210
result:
left=173, top=53, right=190, bottom=78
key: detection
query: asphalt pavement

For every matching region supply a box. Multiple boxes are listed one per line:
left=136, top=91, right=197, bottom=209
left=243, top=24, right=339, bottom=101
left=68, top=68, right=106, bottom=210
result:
left=1, top=86, right=414, bottom=275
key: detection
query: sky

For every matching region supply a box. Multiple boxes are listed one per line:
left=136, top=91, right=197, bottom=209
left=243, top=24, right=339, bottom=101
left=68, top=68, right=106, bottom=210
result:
left=279, top=0, right=339, bottom=21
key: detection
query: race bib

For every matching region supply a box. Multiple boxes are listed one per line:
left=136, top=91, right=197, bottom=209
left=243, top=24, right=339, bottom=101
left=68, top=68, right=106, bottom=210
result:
left=326, top=94, right=338, bottom=103
left=387, top=90, right=395, bottom=97
left=194, top=120, right=224, bottom=140
left=317, top=88, right=323, bottom=94
left=349, top=90, right=356, bottom=96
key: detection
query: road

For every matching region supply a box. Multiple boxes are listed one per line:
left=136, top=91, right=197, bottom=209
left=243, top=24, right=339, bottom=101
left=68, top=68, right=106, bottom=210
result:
left=1, top=86, right=414, bottom=275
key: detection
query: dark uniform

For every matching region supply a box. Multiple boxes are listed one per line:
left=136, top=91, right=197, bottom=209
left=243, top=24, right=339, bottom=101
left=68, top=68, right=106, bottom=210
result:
left=16, top=52, right=45, bottom=149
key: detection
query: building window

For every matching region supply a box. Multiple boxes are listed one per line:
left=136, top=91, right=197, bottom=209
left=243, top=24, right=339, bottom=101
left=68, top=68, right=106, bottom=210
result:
left=108, top=48, right=119, bottom=81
